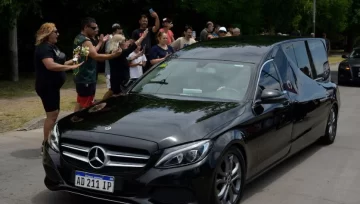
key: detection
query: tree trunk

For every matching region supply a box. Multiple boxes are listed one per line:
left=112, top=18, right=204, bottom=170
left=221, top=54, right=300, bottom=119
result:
left=9, top=17, right=19, bottom=82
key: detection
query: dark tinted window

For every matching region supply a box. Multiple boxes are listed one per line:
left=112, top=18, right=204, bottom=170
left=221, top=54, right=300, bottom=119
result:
left=307, top=39, right=328, bottom=78
left=274, top=48, right=298, bottom=94
left=282, top=43, right=297, bottom=64
left=350, top=48, right=360, bottom=58
left=258, top=61, right=282, bottom=91
left=292, top=41, right=313, bottom=78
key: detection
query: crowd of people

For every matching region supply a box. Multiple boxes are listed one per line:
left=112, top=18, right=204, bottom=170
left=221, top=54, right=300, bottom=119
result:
left=33, top=10, right=242, bottom=154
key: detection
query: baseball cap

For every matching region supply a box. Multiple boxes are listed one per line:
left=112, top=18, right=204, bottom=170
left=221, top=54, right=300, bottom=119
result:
left=163, top=18, right=172, bottom=23
left=112, top=23, right=121, bottom=29
left=219, top=27, right=227, bottom=32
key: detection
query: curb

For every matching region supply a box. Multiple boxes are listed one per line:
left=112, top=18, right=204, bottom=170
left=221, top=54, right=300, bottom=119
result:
left=17, top=111, right=73, bottom=131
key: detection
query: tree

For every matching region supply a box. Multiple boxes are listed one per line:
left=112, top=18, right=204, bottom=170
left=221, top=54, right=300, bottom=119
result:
left=347, top=0, right=360, bottom=50
left=0, top=0, right=41, bottom=82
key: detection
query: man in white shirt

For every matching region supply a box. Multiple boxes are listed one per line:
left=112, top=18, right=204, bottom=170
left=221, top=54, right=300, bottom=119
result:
left=171, top=26, right=197, bottom=51
left=128, top=45, right=147, bottom=79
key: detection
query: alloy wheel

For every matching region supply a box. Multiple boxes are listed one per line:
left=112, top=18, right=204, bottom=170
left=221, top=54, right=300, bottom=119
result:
left=328, top=108, right=337, bottom=141
left=215, top=153, right=242, bottom=204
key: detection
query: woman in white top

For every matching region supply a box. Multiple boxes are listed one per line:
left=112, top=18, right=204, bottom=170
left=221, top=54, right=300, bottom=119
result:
left=128, top=44, right=147, bottom=79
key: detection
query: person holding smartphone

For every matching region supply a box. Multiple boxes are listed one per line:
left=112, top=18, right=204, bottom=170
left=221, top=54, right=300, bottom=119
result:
left=131, top=8, right=160, bottom=72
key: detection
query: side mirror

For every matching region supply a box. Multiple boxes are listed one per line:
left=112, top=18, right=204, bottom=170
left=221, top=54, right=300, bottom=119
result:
left=342, top=54, right=349, bottom=59
left=260, top=89, right=287, bottom=103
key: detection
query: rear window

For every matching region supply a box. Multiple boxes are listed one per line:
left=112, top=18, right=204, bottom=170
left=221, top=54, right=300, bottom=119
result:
left=131, top=59, right=254, bottom=101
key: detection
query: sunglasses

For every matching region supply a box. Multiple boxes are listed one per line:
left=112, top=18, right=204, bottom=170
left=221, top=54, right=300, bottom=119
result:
left=88, top=26, right=98, bottom=31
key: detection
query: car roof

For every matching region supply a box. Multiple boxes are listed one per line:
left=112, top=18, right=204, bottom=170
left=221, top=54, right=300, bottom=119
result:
left=174, top=35, right=321, bottom=63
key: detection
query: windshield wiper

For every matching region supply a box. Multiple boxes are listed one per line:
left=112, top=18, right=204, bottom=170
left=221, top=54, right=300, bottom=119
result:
left=129, top=91, right=160, bottom=98
left=147, top=79, right=168, bottom=85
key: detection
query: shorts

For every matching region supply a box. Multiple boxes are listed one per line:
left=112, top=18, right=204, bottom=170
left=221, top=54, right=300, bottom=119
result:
left=36, top=86, right=61, bottom=112
left=106, top=74, right=111, bottom=89
left=76, top=83, right=96, bottom=108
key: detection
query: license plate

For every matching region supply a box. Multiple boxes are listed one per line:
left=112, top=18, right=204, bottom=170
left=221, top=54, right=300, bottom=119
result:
left=75, top=171, right=115, bottom=193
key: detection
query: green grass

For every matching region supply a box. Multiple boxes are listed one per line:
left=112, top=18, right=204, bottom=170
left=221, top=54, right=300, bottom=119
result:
left=0, top=72, right=108, bottom=133
left=328, top=55, right=344, bottom=64
left=0, top=72, right=106, bottom=98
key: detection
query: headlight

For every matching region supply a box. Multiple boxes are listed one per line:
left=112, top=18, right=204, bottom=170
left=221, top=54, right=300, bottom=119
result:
left=47, top=123, right=60, bottom=152
left=155, top=140, right=212, bottom=168
left=339, top=64, right=350, bottom=70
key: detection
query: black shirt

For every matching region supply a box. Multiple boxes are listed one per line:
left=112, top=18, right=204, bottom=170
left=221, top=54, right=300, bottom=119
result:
left=131, top=27, right=155, bottom=56
left=34, top=42, right=66, bottom=89
left=109, top=43, right=138, bottom=82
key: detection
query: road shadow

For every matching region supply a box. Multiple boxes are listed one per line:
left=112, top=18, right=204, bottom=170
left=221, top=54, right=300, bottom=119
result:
left=241, top=142, right=322, bottom=202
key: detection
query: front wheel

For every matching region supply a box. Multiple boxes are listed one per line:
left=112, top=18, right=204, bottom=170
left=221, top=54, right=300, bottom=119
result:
left=212, top=147, right=246, bottom=204
left=320, top=106, right=338, bottom=145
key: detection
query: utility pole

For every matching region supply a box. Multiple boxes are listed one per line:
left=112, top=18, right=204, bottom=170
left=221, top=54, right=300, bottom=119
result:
left=313, top=0, right=316, bottom=36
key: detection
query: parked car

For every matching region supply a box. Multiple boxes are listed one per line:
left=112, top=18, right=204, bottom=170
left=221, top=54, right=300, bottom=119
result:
left=338, top=47, right=360, bottom=85
left=43, top=36, right=340, bottom=204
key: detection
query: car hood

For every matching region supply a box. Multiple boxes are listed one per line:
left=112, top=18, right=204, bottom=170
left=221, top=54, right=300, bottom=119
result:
left=58, top=94, right=245, bottom=148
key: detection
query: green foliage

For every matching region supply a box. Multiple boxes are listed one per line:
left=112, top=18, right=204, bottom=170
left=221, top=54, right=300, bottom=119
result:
left=316, top=0, right=351, bottom=34
left=0, top=0, right=42, bottom=28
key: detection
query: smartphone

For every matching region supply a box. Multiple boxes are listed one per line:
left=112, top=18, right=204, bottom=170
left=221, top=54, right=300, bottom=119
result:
left=149, top=8, right=154, bottom=13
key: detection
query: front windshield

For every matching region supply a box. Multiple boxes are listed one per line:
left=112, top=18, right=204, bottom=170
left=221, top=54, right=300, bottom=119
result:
left=350, top=49, right=360, bottom=58
left=130, top=59, right=254, bottom=101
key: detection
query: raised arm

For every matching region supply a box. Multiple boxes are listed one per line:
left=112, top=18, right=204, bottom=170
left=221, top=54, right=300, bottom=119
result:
left=84, top=40, right=121, bottom=61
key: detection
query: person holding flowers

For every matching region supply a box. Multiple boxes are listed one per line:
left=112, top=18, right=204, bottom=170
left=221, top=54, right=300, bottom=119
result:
left=72, top=17, right=122, bottom=114
left=34, top=22, right=83, bottom=155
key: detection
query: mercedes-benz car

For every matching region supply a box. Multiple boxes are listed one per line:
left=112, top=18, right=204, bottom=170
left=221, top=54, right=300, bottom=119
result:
left=43, top=36, right=340, bottom=204
left=338, top=47, right=360, bottom=85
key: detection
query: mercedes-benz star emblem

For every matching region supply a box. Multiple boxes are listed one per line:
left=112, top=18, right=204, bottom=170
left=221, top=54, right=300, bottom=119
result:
left=88, top=146, right=107, bottom=169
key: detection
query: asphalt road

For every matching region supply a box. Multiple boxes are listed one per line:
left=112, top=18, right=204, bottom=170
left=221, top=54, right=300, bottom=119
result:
left=1, top=64, right=360, bottom=204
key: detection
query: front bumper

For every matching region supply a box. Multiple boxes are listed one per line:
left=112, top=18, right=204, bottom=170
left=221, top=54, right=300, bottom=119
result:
left=42, top=143, right=213, bottom=204
left=338, top=67, right=360, bottom=84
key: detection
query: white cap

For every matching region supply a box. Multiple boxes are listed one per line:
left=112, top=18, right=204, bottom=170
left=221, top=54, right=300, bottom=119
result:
left=219, top=27, right=227, bottom=32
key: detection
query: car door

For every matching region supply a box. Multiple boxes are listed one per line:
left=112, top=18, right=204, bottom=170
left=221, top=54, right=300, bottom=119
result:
left=250, top=59, right=294, bottom=174
left=282, top=40, right=329, bottom=151
left=306, top=39, right=333, bottom=138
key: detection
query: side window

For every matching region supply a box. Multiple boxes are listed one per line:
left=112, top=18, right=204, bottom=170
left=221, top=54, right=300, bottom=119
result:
left=258, top=61, right=282, bottom=91
left=292, top=41, right=313, bottom=79
left=274, top=48, right=298, bottom=94
left=282, top=43, right=297, bottom=64
left=307, top=39, right=330, bottom=80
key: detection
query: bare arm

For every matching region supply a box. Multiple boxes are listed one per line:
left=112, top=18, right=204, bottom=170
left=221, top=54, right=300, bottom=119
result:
left=84, top=40, right=121, bottom=61
left=151, top=12, right=160, bottom=33
left=95, top=41, right=103, bottom=52
left=129, top=61, right=142, bottom=67
left=150, top=57, right=166, bottom=65
left=42, top=58, right=83, bottom=71
left=64, top=59, right=74, bottom=65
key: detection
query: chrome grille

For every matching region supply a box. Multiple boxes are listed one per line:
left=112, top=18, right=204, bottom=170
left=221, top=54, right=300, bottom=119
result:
left=351, top=66, right=360, bottom=78
left=61, top=143, right=150, bottom=170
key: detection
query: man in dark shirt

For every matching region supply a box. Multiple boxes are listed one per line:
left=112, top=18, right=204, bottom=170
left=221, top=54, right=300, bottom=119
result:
left=73, top=17, right=121, bottom=114
left=131, top=11, right=160, bottom=72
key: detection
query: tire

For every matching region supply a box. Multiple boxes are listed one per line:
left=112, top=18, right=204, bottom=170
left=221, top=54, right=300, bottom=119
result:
left=320, top=106, right=338, bottom=145
left=212, top=146, right=246, bottom=204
